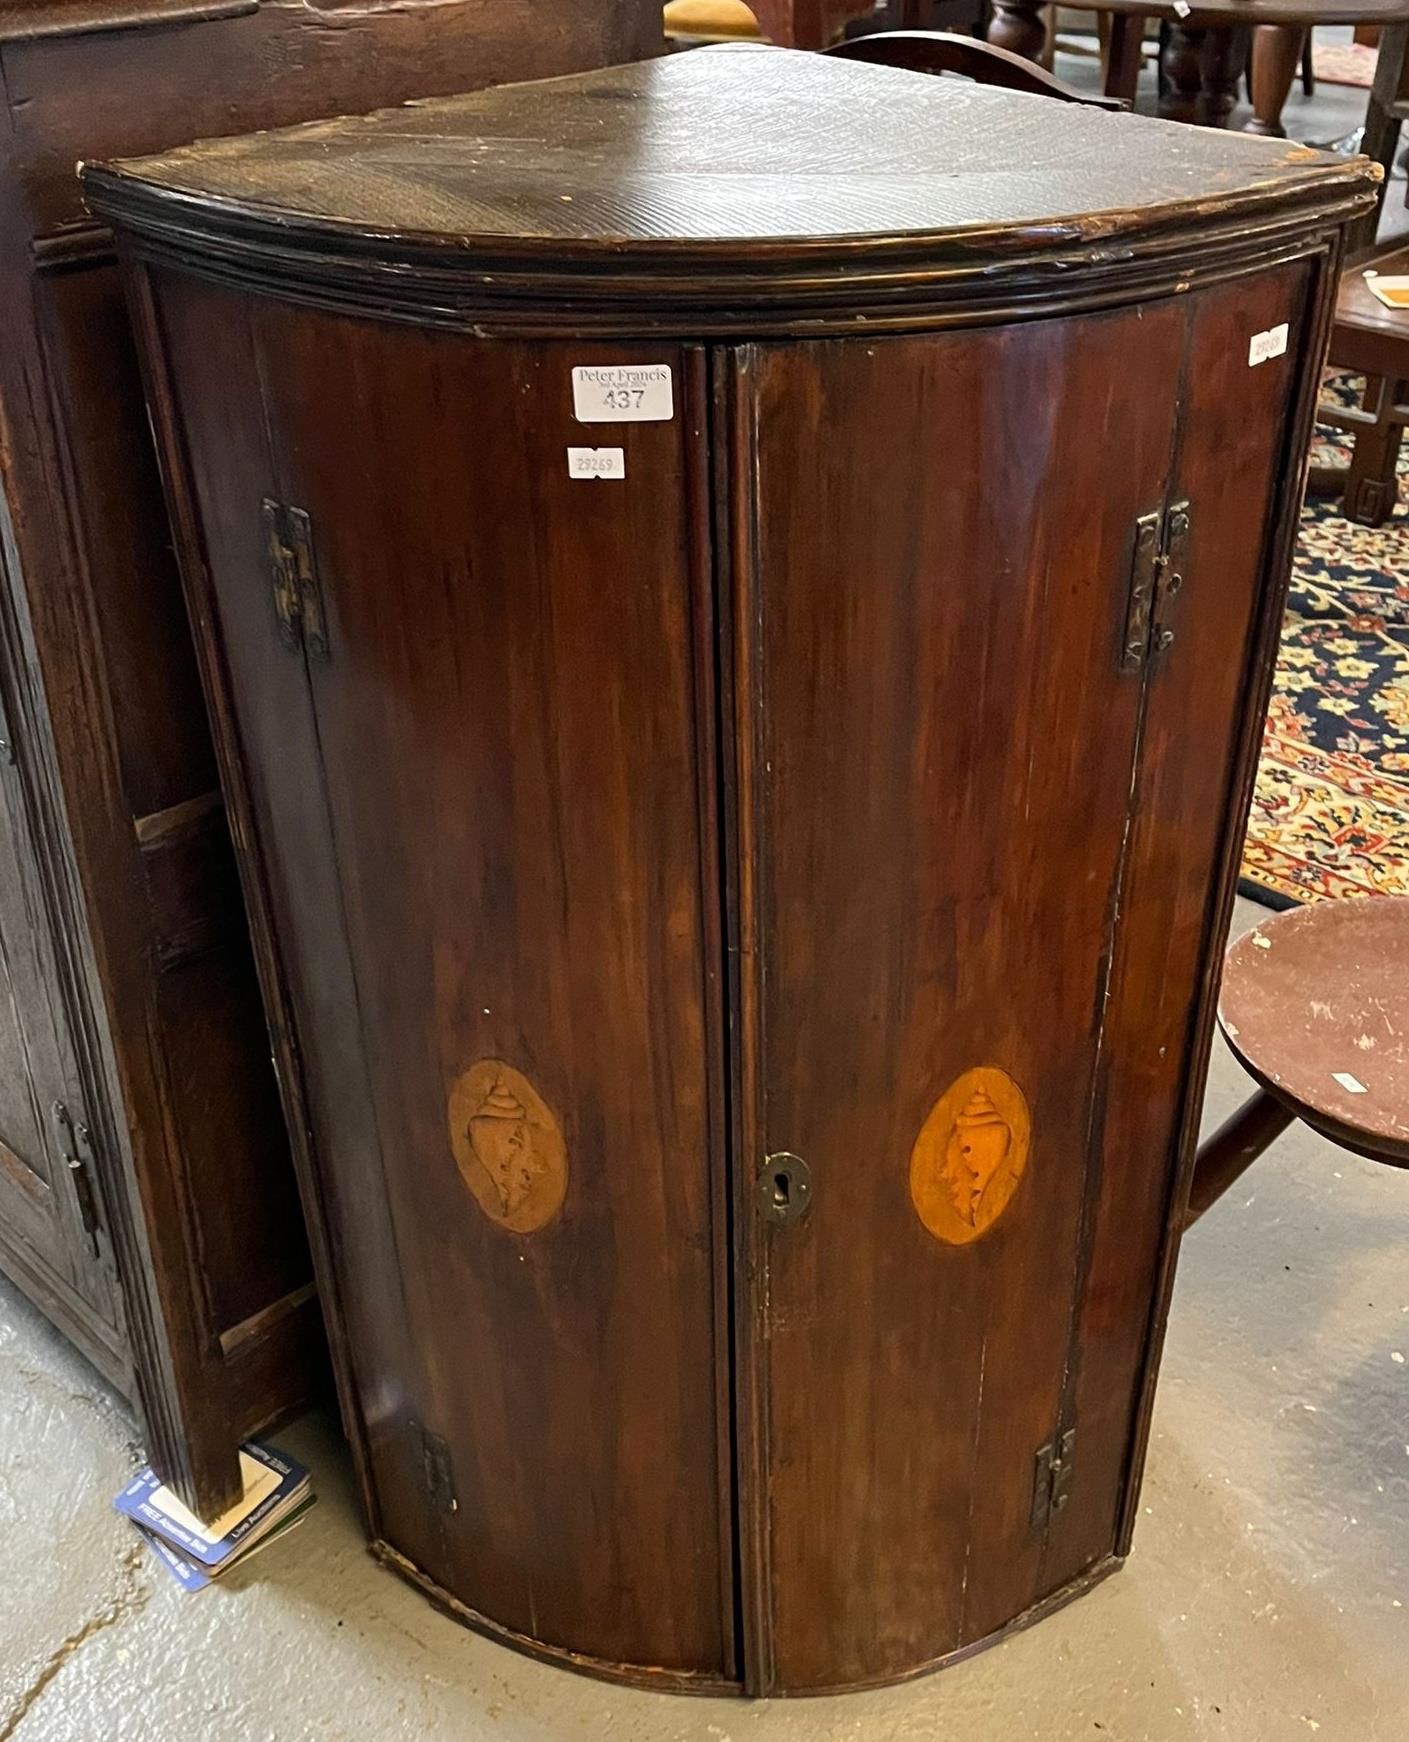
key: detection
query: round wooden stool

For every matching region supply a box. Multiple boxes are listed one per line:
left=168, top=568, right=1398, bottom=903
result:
left=1187, top=897, right=1409, bottom=1224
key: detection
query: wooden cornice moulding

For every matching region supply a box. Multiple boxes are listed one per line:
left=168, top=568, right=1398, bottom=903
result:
left=83, top=50, right=1378, bottom=338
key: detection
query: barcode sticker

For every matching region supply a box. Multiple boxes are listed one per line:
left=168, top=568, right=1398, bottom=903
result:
left=567, top=446, right=626, bottom=480
left=1248, top=323, right=1290, bottom=367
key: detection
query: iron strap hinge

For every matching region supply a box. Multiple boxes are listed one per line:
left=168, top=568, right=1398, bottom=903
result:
left=52, top=1100, right=102, bottom=1260
left=1030, top=1426, right=1076, bottom=1533
left=415, top=1422, right=459, bottom=1514
left=262, top=499, right=330, bottom=661
left=1121, top=498, right=1190, bottom=671
left=0, top=684, right=17, bottom=766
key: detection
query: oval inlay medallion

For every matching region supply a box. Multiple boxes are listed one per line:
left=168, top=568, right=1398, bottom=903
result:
left=448, top=1059, right=567, bottom=1234
left=909, top=1065, right=1030, bottom=1245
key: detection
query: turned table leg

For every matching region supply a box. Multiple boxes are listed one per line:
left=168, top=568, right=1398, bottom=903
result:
left=1247, top=24, right=1307, bottom=137
left=1197, top=27, right=1244, bottom=126
left=1105, top=11, right=1146, bottom=102
left=988, top=0, right=1047, bottom=63
left=1160, top=22, right=1242, bottom=126
left=1344, top=375, right=1409, bottom=526
left=1159, top=21, right=1204, bottom=121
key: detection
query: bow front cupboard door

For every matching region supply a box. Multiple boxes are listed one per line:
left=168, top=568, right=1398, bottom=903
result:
left=731, top=264, right=1311, bottom=1692
left=86, top=43, right=1370, bottom=1696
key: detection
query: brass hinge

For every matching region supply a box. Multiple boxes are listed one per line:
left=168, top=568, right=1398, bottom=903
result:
left=52, top=1100, right=101, bottom=1260
left=1121, top=498, right=1190, bottom=670
left=415, top=1422, right=458, bottom=1514
left=1030, top=1426, right=1076, bottom=1533
left=262, top=499, right=330, bottom=661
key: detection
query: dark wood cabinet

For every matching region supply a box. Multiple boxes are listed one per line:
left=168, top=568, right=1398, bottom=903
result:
left=86, top=49, right=1374, bottom=1687
left=0, top=0, right=663, bottom=1518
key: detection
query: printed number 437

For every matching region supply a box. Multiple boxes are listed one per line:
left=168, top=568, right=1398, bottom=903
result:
left=602, top=388, right=646, bottom=410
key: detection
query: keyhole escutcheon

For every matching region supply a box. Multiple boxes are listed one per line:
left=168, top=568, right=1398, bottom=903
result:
left=758, top=1152, right=813, bottom=1225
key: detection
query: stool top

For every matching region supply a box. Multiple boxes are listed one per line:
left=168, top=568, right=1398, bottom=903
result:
left=1218, top=897, right=1409, bottom=1166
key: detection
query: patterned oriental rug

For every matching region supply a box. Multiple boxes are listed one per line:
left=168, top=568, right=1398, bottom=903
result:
left=1239, top=375, right=1409, bottom=906
left=1309, top=40, right=1378, bottom=90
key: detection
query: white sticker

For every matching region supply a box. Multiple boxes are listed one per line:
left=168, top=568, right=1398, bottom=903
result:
left=567, top=446, right=626, bottom=480
left=1173, top=0, right=1191, bottom=14
left=1248, top=323, right=1290, bottom=367
left=572, top=364, right=674, bottom=423
left=1332, top=1071, right=1368, bottom=1095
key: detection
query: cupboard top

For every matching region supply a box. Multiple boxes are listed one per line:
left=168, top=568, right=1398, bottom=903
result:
left=83, top=47, right=1377, bottom=333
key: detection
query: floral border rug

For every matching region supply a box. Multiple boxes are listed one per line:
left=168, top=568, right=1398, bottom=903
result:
left=1238, top=375, right=1409, bottom=905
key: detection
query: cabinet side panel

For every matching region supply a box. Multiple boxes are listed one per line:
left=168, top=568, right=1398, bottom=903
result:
left=145, top=270, right=441, bottom=1564
left=1044, top=261, right=1314, bottom=1587
left=35, top=260, right=311, bottom=1338
left=744, top=309, right=1186, bottom=1691
left=249, top=308, right=730, bottom=1679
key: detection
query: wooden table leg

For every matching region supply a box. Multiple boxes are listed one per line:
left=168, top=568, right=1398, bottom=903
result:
left=1344, top=375, right=1409, bottom=526
left=988, top=0, right=1047, bottom=63
left=1246, top=23, right=1307, bottom=137
left=787, top=0, right=828, bottom=48
left=1159, top=20, right=1204, bottom=121
left=1105, top=11, right=1146, bottom=102
left=1197, top=25, right=1244, bottom=126
left=1184, top=1089, right=1295, bottom=1228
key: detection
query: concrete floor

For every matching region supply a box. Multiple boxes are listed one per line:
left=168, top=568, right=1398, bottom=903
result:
left=1, top=895, right=1405, bottom=1741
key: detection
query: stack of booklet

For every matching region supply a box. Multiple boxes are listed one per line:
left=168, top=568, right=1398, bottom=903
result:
left=113, top=1440, right=314, bottom=1592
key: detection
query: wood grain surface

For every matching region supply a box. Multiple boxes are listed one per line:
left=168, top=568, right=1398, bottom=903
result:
left=87, top=46, right=1365, bottom=245
left=1220, top=896, right=1409, bottom=1164
left=733, top=306, right=1184, bottom=1689
left=151, top=277, right=732, bottom=1681
left=83, top=48, right=1376, bottom=339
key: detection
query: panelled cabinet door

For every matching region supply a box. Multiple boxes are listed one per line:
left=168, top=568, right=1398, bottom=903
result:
left=0, top=708, right=112, bottom=1323
left=731, top=307, right=1192, bottom=1692
left=157, top=277, right=734, bottom=1684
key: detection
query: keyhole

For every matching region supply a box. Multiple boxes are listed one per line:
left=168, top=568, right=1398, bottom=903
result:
left=760, top=1152, right=812, bottom=1224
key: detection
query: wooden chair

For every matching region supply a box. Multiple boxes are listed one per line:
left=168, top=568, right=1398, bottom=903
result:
left=1358, top=21, right=1409, bottom=253
left=1185, top=898, right=1409, bottom=1227
left=665, top=0, right=992, bottom=45
left=825, top=25, right=1127, bottom=103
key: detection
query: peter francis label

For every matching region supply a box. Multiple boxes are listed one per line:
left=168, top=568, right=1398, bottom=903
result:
left=572, top=364, right=675, bottom=423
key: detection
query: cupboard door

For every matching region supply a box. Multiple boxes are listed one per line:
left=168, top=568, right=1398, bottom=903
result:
left=1044, top=262, right=1315, bottom=1590
left=243, top=311, right=731, bottom=1680
left=0, top=665, right=110, bottom=1322
left=734, top=307, right=1188, bottom=1691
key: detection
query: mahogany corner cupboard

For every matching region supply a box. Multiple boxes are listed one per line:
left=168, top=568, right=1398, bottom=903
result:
left=84, top=49, right=1375, bottom=1694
